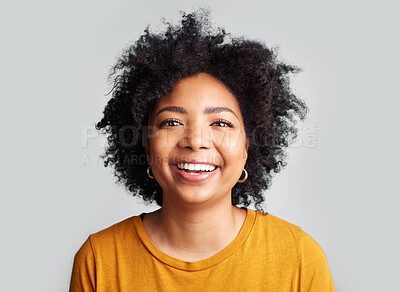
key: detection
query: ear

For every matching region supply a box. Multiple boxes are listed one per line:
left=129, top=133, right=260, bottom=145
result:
left=243, top=138, right=249, bottom=164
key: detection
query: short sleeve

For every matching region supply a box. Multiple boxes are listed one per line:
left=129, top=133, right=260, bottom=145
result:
left=300, top=230, right=335, bottom=292
left=69, top=236, right=96, bottom=292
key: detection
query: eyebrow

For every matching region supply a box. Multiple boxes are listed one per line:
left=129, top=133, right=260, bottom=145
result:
left=156, top=106, right=239, bottom=119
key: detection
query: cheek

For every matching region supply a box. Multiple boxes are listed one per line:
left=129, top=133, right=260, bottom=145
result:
left=155, top=130, right=181, bottom=147
left=214, top=130, right=246, bottom=153
left=148, top=131, right=178, bottom=167
left=214, top=131, right=247, bottom=172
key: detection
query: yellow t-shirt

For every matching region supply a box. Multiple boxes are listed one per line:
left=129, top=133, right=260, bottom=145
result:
left=69, top=208, right=335, bottom=291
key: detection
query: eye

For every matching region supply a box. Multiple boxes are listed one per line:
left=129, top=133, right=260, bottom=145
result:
left=159, top=118, right=183, bottom=127
left=211, top=119, right=233, bottom=128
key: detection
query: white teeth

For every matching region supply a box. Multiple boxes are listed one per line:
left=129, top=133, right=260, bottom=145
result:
left=177, top=163, right=217, bottom=172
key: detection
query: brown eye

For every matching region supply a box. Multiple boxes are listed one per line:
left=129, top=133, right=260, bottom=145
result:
left=211, top=119, right=233, bottom=128
left=159, top=119, right=182, bottom=127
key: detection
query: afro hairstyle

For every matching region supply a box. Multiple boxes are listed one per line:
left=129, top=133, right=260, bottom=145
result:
left=95, top=7, right=309, bottom=212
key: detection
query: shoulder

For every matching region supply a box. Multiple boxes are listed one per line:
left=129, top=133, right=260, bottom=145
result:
left=73, top=215, right=137, bottom=255
left=72, top=216, right=139, bottom=268
left=253, top=212, right=330, bottom=261
left=91, top=216, right=135, bottom=238
left=255, top=212, right=323, bottom=242
left=70, top=216, right=140, bottom=291
left=87, top=216, right=138, bottom=250
left=254, top=212, right=304, bottom=246
left=255, top=212, right=335, bottom=290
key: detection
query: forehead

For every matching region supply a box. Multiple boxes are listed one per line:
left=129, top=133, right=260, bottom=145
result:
left=152, top=73, right=242, bottom=117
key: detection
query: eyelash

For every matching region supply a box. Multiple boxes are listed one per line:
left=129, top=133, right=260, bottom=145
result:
left=159, top=119, right=182, bottom=127
left=159, top=118, right=233, bottom=128
left=212, top=119, right=233, bottom=128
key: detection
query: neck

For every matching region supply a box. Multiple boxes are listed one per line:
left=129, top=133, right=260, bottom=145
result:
left=144, top=198, right=247, bottom=260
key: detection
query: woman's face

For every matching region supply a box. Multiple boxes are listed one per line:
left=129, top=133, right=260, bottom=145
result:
left=146, top=73, right=249, bottom=207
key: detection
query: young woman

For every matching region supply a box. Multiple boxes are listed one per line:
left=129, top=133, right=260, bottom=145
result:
left=70, top=8, right=335, bottom=291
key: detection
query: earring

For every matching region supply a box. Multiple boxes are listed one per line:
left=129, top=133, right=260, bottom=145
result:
left=147, top=166, right=155, bottom=179
left=237, top=168, right=248, bottom=183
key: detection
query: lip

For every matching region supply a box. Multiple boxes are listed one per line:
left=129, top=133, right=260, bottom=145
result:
left=171, top=164, right=219, bottom=183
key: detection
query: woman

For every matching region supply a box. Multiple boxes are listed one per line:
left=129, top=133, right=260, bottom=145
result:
left=70, top=8, right=335, bottom=291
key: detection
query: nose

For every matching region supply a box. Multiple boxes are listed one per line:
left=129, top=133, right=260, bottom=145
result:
left=178, top=122, right=211, bottom=150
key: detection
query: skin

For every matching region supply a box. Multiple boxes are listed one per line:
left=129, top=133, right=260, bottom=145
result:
left=144, top=72, right=249, bottom=262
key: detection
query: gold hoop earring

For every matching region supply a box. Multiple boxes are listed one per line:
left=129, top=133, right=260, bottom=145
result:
left=147, top=166, right=155, bottom=179
left=237, top=168, right=248, bottom=183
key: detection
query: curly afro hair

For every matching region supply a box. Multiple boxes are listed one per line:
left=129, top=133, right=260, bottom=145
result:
left=95, top=7, right=309, bottom=212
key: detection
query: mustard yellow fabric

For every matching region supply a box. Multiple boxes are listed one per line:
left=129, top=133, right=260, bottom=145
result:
left=69, top=208, right=335, bottom=291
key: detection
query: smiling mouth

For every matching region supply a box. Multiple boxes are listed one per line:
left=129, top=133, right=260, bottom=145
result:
left=171, top=163, right=220, bottom=182
left=176, top=163, right=219, bottom=174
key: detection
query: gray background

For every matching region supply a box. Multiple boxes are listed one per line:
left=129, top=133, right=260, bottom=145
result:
left=1, top=0, right=399, bottom=291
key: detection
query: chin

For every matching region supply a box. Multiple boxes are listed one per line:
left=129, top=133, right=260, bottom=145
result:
left=168, top=187, right=219, bottom=206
